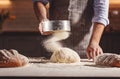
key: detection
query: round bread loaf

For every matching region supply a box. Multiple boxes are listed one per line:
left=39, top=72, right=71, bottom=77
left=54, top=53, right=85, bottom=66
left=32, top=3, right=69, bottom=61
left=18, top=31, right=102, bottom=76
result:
left=94, top=53, right=120, bottom=67
left=0, top=49, right=29, bottom=67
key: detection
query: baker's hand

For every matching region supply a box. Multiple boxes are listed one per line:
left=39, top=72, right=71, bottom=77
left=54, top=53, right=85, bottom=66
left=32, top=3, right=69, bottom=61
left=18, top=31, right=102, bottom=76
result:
left=39, top=19, right=52, bottom=35
left=86, top=42, right=103, bottom=60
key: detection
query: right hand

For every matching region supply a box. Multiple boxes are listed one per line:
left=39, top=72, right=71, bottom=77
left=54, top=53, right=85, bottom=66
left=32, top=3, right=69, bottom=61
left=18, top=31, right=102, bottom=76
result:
left=39, top=19, right=52, bottom=35
left=86, top=42, right=103, bottom=61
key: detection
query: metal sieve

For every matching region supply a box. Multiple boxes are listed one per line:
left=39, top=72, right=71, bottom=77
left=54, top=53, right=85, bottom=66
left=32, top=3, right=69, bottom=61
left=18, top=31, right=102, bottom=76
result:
left=42, top=20, right=71, bottom=32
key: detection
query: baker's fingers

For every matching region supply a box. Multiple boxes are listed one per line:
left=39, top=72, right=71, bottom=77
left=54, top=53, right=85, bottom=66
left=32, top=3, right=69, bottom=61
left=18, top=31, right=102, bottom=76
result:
left=42, top=31, right=52, bottom=35
left=39, top=23, right=44, bottom=35
left=96, top=49, right=100, bottom=56
left=92, top=51, right=96, bottom=61
left=86, top=51, right=91, bottom=60
left=87, top=52, right=94, bottom=60
left=99, top=48, right=103, bottom=54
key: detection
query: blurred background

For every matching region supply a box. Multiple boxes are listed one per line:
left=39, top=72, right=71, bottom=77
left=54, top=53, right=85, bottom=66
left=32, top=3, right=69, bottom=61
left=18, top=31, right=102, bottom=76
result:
left=0, top=0, right=120, bottom=58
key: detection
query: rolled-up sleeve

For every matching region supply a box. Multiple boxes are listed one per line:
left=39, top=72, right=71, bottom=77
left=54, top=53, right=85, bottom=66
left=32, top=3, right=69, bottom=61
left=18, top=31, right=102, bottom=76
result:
left=92, top=0, right=109, bottom=26
left=32, top=0, right=49, bottom=5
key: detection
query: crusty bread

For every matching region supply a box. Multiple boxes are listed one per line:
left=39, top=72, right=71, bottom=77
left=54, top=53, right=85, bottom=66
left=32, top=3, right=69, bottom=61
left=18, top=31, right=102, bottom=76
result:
left=94, top=53, right=120, bottom=67
left=0, top=49, right=29, bottom=67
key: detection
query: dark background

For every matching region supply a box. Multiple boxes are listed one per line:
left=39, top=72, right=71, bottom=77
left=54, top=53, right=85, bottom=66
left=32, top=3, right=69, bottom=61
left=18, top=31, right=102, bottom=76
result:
left=0, top=0, right=120, bottom=58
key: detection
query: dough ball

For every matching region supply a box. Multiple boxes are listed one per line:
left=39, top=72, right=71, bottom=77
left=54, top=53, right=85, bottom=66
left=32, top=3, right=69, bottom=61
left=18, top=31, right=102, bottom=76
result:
left=50, top=48, right=80, bottom=63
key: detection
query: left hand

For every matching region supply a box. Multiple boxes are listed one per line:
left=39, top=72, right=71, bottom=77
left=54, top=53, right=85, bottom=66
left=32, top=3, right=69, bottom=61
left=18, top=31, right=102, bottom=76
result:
left=86, top=42, right=103, bottom=60
left=39, top=19, right=53, bottom=35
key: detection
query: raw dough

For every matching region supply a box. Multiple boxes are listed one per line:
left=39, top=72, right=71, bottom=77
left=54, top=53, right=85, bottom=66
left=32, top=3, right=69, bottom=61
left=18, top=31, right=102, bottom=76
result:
left=50, top=48, right=80, bottom=63
left=43, top=31, right=81, bottom=63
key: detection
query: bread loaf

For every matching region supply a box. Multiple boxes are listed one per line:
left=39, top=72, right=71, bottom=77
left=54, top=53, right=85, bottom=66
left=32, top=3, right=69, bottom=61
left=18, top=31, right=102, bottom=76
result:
left=95, top=53, right=120, bottom=67
left=0, top=49, right=29, bottom=67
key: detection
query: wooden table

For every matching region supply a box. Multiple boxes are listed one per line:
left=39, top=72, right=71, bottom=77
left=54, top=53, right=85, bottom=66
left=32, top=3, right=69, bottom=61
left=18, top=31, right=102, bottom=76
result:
left=0, top=58, right=120, bottom=78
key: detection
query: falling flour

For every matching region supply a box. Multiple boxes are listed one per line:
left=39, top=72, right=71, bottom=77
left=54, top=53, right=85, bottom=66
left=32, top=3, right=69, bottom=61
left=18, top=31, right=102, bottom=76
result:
left=43, top=31, right=80, bottom=63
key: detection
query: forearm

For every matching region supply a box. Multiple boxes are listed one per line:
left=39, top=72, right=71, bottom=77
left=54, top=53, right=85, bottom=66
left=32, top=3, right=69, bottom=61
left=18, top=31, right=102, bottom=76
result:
left=89, top=22, right=105, bottom=45
left=86, top=0, right=109, bottom=59
left=33, top=2, right=48, bottom=22
left=90, top=0, right=109, bottom=45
